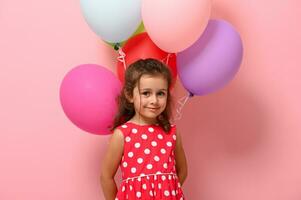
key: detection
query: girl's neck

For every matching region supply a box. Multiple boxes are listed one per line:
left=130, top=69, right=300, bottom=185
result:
left=129, top=115, right=158, bottom=126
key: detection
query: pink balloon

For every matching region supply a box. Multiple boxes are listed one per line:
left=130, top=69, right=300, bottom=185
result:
left=142, top=0, right=211, bottom=53
left=60, top=64, right=121, bottom=135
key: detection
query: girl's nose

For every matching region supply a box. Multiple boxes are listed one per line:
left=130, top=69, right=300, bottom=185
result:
left=150, top=95, right=159, bottom=104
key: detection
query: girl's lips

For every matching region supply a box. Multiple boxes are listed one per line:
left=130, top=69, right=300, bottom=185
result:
left=147, top=107, right=159, bottom=111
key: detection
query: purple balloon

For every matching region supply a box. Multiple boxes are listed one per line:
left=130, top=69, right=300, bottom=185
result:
left=60, top=64, right=121, bottom=135
left=177, top=19, right=243, bottom=96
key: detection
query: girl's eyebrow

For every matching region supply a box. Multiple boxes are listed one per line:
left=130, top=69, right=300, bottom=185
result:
left=140, top=88, right=167, bottom=91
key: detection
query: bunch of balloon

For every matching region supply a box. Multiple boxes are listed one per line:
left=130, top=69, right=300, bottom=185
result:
left=141, top=0, right=243, bottom=119
left=177, top=19, right=243, bottom=97
left=175, top=19, right=243, bottom=119
left=60, top=0, right=144, bottom=135
left=60, top=0, right=244, bottom=135
left=79, top=0, right=176, bottom=95
left=79, top=0, right=143, bottom=49
left=142, top=0, right=212, bottom=53
left=116, top=32, right=178, bottom=89
left=60, top=64, right=122, bottom=135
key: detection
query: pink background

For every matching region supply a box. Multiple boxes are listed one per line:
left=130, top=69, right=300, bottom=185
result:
left=1, top=0, right=300, bottom=199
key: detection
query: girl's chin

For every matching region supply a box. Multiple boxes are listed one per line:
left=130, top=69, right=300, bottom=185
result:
left=138, top=112, right=160, bottom=121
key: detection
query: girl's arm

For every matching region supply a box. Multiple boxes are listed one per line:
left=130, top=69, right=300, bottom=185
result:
left=100, top=129, right=124, bottom=200
left=174, top=130, right=188, bottom=186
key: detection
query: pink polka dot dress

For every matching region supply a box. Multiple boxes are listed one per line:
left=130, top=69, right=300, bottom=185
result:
left=115, top=121, right=185, bottom=200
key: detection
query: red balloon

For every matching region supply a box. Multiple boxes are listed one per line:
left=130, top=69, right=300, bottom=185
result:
left=117, top=32, right=177, bottom=88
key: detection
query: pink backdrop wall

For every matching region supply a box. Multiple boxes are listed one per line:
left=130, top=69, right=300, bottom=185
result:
left=1, top=0, right=300, bottom=199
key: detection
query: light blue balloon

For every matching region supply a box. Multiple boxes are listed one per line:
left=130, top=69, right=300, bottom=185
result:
left=80, top=0, right=142, bottom=43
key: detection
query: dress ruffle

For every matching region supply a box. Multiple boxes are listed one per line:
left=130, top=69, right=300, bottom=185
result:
left=116, top=173, right=184, bottom=200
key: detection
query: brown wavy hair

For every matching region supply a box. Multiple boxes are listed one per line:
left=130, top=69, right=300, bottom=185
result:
left=110, top=58, right=173, bottom=133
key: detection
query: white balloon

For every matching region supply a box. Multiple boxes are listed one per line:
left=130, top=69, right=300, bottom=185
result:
left=80, top=0, right=142, bottom=43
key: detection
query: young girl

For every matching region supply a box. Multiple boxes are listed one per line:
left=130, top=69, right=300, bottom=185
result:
left=100, top=58, right=187, bottom=200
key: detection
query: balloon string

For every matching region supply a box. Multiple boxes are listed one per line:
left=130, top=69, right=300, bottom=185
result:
left=161, top=53, right=171, bottom=66
left=166, top=53, right=171, bottom=65
left=173, top=92, right=193, bottom=121
left=117, top=47, right=126, bottom=70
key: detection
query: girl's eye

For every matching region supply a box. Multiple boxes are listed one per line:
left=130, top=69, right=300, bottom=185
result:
left=157, top=92, right=166, bottom=96
left=142, top=91, right=150, bottom=96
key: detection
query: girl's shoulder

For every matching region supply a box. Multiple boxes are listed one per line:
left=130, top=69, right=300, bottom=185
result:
left=169, top=124, right=177, bottom=134
left=114, top=121, right=133, bottom=137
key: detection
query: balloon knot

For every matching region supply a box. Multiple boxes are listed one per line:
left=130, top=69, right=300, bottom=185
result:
left=114, top=43, right=120, bottom=51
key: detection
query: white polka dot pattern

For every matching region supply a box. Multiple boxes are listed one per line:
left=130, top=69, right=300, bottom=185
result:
left=125, top=136, right=131, bottom=142
left=173, top=135, right=176, bottom=140
left=134, top=142, right=141, bottom=148
left=148, top=127, right=154, bottom=132
left=167, top=141, right=172, bottom=147
left=115, top=123, right=185, bottom=199
left=151, top=141, right=157, bottom=147
left=131, top=167, right=136, bottom=173
left=128, top=152, right=133, bottom=158
left=137, top=158, right=143, bottom=164
left=144, top=148, right=150, bottom=154
left=154, top=156, right=160, bottom=162
left=136, top=191, right=141, bottom=198
left=160, top=148, right=166, bottom=154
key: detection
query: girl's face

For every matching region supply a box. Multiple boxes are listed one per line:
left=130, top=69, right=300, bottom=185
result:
left=129, top=74, right=168, bottom=123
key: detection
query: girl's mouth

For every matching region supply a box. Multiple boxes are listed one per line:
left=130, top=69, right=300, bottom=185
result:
left=147, top=107, right=159, bottom=111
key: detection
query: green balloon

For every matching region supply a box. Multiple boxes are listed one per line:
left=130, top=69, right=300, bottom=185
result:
left=107, top=23, right=145, bottom=50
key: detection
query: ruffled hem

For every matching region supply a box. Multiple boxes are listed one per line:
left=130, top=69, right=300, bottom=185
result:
left=115, top=174, right=185, bottom=200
